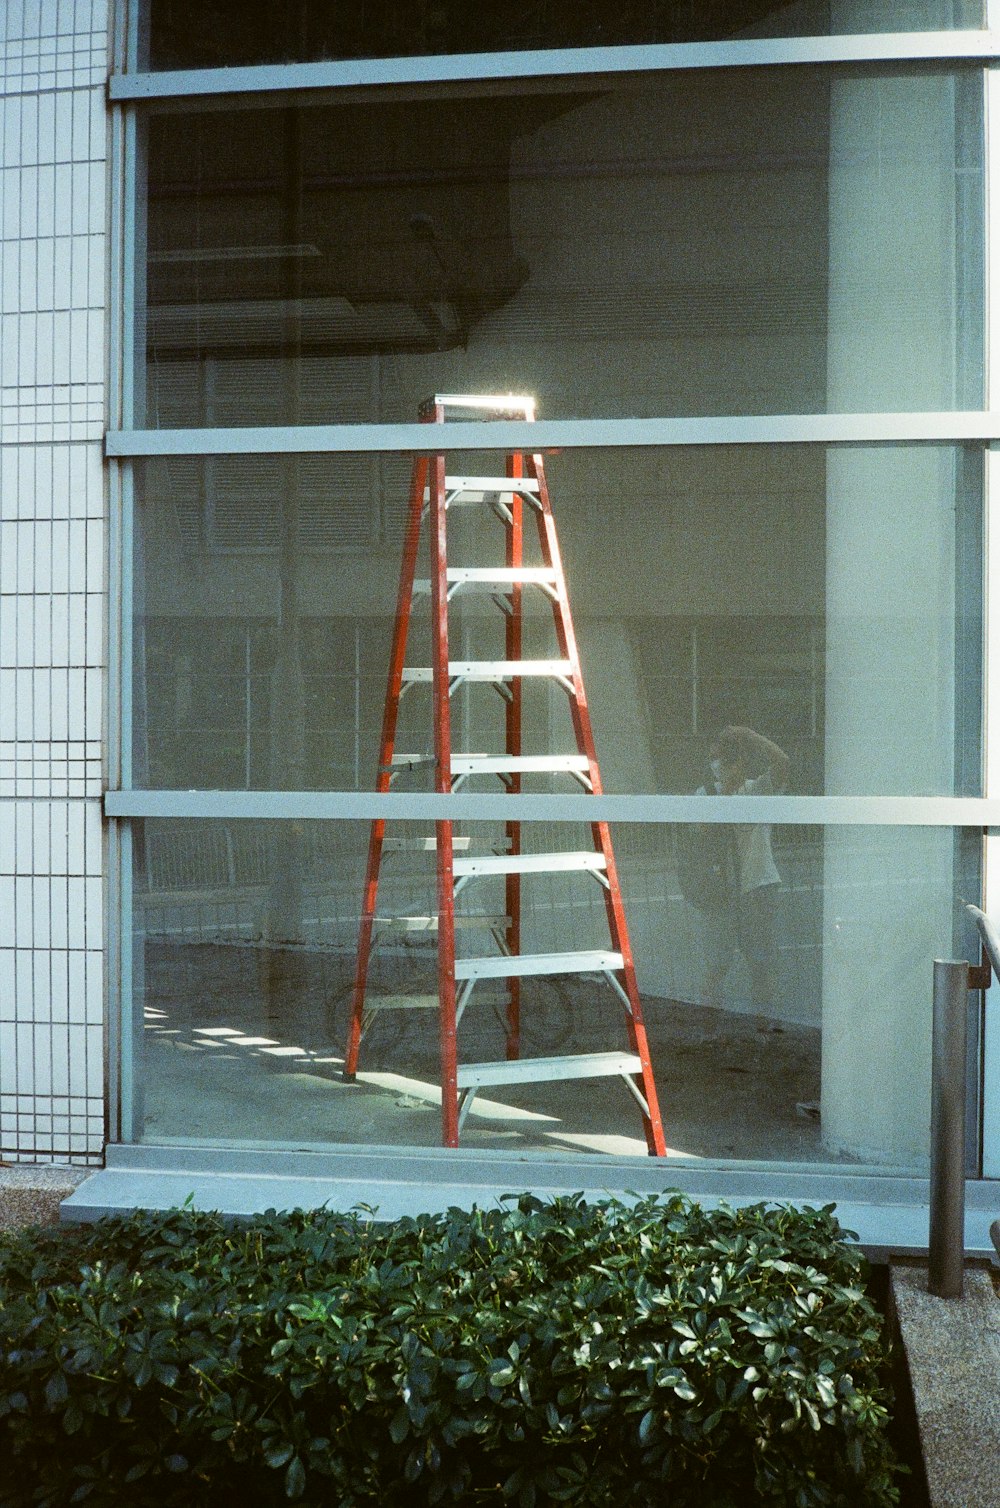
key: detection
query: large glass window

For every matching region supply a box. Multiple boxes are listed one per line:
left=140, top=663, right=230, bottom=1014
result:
left=144, top=0, right=985, bottom=71
left=118, top=5, right=990, bottom=1180
left=133, top=444, right=982, bottom=798
left=139, top=65, right=983, bottom=425
left=131, top=817, right=978, bottom=1171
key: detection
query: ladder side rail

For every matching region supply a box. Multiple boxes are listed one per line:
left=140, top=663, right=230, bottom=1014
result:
left=528, top=453, right=666, bottom=1156
left=589, top=822, right=666, bottom=1155
left=345, top=456, right=429, bottom=1078
left=428, top=434, right=461, bottom=1148
left=528, top=454, right=604, bottom=793
left=505, top=450, right=523, bottom=1060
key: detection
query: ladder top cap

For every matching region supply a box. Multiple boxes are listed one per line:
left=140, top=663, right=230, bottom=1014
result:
left=421, top=393, right=536, bottom=419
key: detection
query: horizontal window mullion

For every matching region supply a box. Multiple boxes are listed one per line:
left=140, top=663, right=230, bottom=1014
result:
left=105, top=790, right=1000, bottom=827
left=109, top=31, right=999, bottom=101
left=106, top=412, right=1000, bottom=458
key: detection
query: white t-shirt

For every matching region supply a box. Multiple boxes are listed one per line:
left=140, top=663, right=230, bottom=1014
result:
left=734, top=771, right=781, bottom=893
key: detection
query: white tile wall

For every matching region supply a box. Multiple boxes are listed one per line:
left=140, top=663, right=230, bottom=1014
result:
left=0, top=0, right=108, bottom=1164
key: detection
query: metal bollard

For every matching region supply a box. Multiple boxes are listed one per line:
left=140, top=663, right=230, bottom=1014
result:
left=928, top=959, right=969, bottom=1299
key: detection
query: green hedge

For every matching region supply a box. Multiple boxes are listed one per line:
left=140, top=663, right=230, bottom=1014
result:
left=0, top=1194, right=901, bottom=1507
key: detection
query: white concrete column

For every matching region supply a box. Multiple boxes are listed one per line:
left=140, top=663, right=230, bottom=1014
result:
left=821, top=55, right=960, bottom=1164
left=0, top=4, right=110, bottom=1166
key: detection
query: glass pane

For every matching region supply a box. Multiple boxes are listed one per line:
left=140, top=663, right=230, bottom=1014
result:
left=140, top=65, right=983, bottom=424
left=145, top=0, right=985, bottom=71
left=130, top=817, right=979, bottom=1171
left=132, top=444, right=982, bottom=797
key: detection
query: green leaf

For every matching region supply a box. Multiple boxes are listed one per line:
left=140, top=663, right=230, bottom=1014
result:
left=265, top=1443, right=294, bottom=1469
left=285, top=1456, right=306, bottom=1500
left=63, top=1403, right=85, bottom=1435
left=389, top=1407, right=410, bottom=1444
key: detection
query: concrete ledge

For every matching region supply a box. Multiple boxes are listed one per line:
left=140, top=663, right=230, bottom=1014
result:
left=891, top=1264, right=1000, bottom=1508
left=59, top=1143, right=1000, bottom=1256
left=0, top=1163, right=93, bottom=1233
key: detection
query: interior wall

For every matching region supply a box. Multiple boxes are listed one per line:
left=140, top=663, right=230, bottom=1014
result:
left=821, top=66, right=961, bottom=1164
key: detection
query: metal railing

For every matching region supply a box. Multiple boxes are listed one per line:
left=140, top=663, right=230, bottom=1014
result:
left=966, top=904, right=1000, bottom=982
left=928, top=904, right=996, bottom=1298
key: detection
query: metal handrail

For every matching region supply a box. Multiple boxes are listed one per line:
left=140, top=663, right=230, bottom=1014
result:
left=965, top=905, right=1000, bottom=1277
left=965, top=902, right=1000, bottom=982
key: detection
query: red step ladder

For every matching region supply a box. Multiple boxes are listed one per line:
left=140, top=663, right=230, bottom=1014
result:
left=344, top=394, right=666, bottom=1156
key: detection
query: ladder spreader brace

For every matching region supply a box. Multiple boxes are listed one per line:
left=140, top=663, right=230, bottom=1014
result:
left=343, top=393, right=666, bottom=1156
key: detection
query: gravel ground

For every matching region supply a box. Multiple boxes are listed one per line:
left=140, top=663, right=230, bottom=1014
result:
left=0, top=1162, right=92, bottom=1233
left=891, top=1263, right=1000, bottom=1508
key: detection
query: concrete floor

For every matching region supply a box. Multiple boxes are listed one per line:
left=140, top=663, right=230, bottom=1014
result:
left=138, top=940, right=857, bottom=1164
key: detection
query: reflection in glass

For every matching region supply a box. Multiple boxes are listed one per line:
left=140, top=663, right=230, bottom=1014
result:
left=141, top=65, right=982, bottom=424
left=131, top=819, right=978, bottom=1170
left=146, top=0, right=984, bottom=71
left=133, top=445, right=980, bottom=798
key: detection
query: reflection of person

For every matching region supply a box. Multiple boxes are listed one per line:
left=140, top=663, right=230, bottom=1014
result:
left=701, top=724, right=789, bottom=1014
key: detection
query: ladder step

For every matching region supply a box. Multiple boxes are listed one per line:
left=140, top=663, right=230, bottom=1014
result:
left=364, top=993, right=440, bottom=1010
left=385, top=753, right=435, bottom=769
left=423, top=476, right=540, bottom=504
left=377, top=913, right=509, bottom=932
left=364, top=989, right=506, bottom=1010
left=403, top=660, right=572, bottom=683
left=412, top=567, right=559, bottom=595
left=451, top=754, right=590, bottom=776
left=382, top=836, right=473, bottom=852
left=425, top=392, right=536, bottom=418
left=453, top=851, right=607, bottom=878
left=457, top=1051, right=642, bottom=1090
left=454, top=949, right=624, bottom=981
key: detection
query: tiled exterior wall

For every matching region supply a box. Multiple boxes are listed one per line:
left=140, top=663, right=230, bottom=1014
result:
left=0, top=0, right=109, bottom=1163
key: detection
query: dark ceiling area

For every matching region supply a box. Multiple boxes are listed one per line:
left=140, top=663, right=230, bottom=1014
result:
left=146, top=90, right=595, bottom=360
left=148, top=0, right=834, bottom=69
